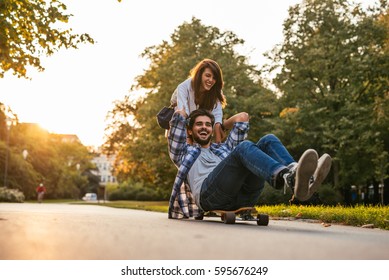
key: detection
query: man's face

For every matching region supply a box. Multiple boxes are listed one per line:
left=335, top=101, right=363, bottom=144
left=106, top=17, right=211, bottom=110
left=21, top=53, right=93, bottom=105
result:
left=188, top=115, right=213, bottom=147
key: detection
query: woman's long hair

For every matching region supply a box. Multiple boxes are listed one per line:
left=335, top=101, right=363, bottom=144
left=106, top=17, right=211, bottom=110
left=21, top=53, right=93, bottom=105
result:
left=190, top=59, right=227, bottom=110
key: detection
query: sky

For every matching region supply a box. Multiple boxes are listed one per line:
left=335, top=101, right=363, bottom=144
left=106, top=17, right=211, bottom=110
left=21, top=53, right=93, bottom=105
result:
left=0, top=0, right=376, bottom=148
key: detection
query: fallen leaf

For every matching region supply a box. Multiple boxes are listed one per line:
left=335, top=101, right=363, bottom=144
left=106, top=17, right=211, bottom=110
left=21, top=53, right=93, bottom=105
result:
left=361, top=224, right=375, bottom=229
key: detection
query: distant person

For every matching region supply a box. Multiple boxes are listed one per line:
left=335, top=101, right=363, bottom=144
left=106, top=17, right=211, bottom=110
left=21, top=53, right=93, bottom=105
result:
left=36, top=183, right=46, bottom=203
left=170, top=58, right=247, bottom=143
left=167, top=109, right=332, bottom=219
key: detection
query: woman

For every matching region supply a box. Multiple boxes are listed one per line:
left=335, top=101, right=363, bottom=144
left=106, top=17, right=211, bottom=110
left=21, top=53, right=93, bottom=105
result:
left=171, top=58, right=247, bottom=143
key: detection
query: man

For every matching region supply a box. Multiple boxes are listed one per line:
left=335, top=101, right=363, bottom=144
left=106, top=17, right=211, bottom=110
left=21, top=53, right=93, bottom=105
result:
left=167, top=109, right=332, bottom=219
left=36, top=183, right=46, bottom=203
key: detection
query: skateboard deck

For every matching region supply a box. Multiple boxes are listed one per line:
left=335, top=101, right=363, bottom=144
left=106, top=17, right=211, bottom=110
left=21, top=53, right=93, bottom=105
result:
left=196, top=207, right=269, bottom=226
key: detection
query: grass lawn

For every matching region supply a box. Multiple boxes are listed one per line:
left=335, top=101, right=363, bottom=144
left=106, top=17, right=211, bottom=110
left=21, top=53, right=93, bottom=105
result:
left=81, top=200, right=170, bottom=213
left=69, top=200, right=389, bottom=230
left=255, top=204, right=389, bottom=230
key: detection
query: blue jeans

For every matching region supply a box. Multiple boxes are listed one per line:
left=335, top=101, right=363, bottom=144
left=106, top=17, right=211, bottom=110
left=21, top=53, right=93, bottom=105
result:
left=200, top=134, right=295, bottom=211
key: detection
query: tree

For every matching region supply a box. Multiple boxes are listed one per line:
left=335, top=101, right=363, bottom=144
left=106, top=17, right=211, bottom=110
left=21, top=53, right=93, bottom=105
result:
left=264, top=0, right=389, bottom=201
left=104, top=18, right=276, bottom=196
left=0, top=0, right=94, bottom=78
left=1, top=103, right=96, bottom=199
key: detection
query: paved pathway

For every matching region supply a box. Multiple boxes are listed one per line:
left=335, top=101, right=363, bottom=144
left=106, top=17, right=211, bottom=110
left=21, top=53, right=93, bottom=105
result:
left=1, top=202, right=388, bottom=260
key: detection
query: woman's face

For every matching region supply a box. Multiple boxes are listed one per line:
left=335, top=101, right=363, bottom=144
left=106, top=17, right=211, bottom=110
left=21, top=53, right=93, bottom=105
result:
left=200, top=68, right=216, bottom=92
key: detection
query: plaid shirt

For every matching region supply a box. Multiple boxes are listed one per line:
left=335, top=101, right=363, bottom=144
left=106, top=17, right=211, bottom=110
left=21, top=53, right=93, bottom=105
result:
left=167, top=112, right=249, bottom=219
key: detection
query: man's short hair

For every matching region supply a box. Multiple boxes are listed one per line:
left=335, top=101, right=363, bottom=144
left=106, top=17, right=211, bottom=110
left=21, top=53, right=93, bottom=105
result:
left=187, top=109, right=215, bottom=129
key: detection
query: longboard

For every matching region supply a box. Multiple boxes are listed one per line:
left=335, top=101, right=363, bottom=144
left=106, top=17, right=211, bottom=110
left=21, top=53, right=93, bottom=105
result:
left=196, top=207, right=269, bottom=226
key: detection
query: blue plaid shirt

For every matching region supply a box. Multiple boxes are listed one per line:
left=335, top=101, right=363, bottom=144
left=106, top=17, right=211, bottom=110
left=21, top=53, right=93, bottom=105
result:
left=167, top=112, right=249, bottom=219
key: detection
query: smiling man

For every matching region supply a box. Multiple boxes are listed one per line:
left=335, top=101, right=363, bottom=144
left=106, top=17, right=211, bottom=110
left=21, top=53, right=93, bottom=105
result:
left=167, top=109, right=331, bottom=219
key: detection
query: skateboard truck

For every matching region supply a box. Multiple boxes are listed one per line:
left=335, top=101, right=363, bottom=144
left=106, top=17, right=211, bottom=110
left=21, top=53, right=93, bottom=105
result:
left=196, top=207, right=269, bottom=226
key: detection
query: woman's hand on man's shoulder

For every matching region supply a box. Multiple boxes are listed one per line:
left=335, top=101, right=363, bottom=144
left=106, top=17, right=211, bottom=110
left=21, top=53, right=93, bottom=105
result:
left=175, top=109, right=188, bottom=118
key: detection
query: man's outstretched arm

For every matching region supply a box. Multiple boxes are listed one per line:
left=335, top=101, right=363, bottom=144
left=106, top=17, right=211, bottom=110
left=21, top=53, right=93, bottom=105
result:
left=167, top=110, right=188, bottom=167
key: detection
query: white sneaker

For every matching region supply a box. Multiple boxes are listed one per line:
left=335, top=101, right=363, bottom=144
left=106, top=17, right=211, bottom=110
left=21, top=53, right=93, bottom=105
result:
left=293, top=149, right=318, bottom=201
left=301, top=153, right=332, bottom=201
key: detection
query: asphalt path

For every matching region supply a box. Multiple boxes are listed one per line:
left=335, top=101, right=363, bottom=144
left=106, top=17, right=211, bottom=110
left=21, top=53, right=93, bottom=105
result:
left=0, top=202, right=388, bottom=260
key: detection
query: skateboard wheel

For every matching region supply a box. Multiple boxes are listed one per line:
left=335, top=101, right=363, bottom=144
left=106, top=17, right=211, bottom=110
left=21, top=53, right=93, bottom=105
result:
left=256, top=214, right=269, bottom=226
left=195, top=214, right=204, bottom=220
left=224, top=212, right=236, bottom=224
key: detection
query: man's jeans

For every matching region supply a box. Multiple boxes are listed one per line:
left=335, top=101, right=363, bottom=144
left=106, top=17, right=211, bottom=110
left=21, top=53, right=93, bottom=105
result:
left=200, top=134, right=295, bottom=211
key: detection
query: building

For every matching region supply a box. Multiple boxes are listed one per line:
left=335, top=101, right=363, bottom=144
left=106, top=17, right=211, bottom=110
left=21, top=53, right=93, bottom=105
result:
left=91, top=154, right=117, bottom=186
left=56, top=134, right=81, bottom=144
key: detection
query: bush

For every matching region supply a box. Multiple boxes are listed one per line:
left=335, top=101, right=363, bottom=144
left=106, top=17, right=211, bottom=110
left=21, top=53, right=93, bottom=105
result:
left=0, top=187, right=25, bottom=203
left=257, top=184, right=293, bottom=205
left=317, top=184, right=343, bottom=205
left=257, top=183, right=343, bottom=206
left=108, top=181, right=164, bottom=201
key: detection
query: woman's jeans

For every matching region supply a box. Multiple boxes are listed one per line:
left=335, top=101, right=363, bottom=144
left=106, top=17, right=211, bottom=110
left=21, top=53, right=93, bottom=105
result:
left=200, top=134, right=295, bottom=211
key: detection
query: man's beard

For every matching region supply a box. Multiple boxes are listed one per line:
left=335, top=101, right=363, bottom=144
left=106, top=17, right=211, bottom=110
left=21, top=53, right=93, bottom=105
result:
left=192, top=132, right=212, bottom=146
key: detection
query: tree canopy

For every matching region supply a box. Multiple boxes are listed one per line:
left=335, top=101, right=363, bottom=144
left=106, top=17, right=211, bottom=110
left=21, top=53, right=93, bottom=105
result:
left=0, top=0, right=94, bottom=78
left=0, top=103, right=97, bottom=199
left=264, top=0, right=389, bottom=199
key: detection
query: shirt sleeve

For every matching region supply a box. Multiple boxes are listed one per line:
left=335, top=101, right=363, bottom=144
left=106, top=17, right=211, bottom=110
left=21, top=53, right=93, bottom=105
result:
left=168, top=112, right=189, bottom=167
left=211, top=100, right=223, bottom=124
left=175, top=79, right=191, bottom=116
left=225, top=122, right=249, bottom=150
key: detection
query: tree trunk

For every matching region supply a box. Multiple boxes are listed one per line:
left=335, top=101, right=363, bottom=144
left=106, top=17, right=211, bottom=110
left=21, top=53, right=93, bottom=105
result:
left=333, top=160, right=340, bottom=189
left=373, top=180, right=380, bottom=205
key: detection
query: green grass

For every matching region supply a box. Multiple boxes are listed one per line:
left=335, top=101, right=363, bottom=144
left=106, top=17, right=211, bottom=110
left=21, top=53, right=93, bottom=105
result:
left=84, top=200, right=170, bottom=213
left=98, top=201, right=389, bottom=230
left=28, top=200, right=389, bottom=230
left=256, top=204, right=389, bottom=230
left=27, top=199, right=77, bottom=204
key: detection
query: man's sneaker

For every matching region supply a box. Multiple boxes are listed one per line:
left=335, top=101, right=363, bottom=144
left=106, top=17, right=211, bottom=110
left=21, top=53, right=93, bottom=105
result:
left=273, top=167, right=292, bottom=190
left=292, top=149, right=318, bottom=201
left=301, top=154, right=332, bottom=201
left=281, top=168, right=296, bottom=195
